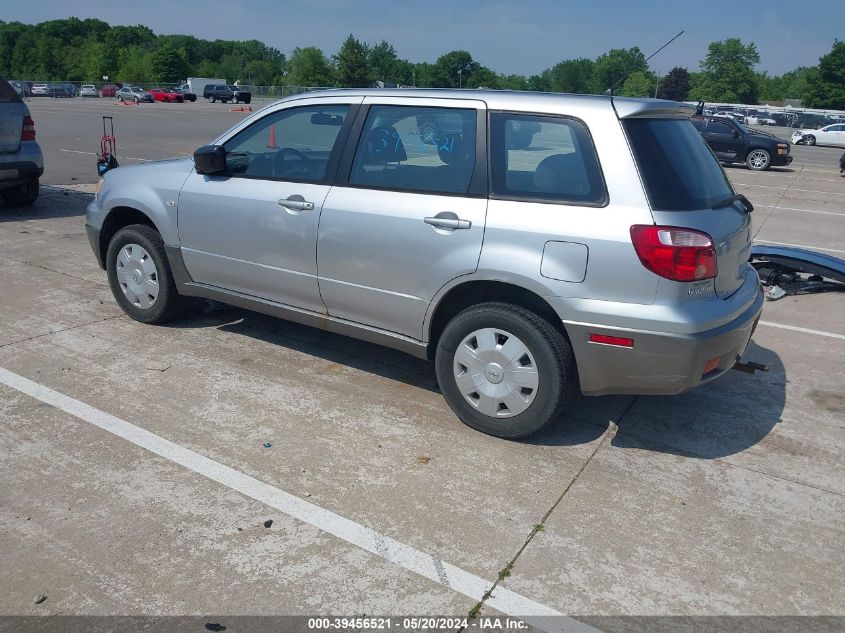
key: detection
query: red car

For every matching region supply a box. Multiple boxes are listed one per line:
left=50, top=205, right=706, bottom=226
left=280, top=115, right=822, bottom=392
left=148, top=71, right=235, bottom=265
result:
left=100, top=84, right=118, bottom=97
left=149, top=88, right=184, bottom=103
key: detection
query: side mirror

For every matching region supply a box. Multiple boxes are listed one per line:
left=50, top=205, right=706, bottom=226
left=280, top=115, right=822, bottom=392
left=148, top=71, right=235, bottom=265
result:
left=194, top=145, right=227, bottom=175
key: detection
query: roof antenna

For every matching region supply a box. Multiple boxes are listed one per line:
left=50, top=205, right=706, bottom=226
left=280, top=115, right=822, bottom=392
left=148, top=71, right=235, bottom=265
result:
left=604, top=30, right=685, bottom=96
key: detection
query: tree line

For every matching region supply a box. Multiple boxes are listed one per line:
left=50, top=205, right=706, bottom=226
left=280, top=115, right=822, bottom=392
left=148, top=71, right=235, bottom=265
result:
left=1, top=18, right=843, bottom=108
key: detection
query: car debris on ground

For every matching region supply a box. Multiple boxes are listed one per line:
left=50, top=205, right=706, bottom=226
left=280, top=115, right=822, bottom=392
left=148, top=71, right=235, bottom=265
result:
left=751, top=245, right=845, bottom=301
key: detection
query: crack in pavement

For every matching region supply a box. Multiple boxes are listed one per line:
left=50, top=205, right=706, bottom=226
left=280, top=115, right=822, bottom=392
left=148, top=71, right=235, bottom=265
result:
left=751, top=165, right=804, bottom=241
left=461, top=398, right=635, bottom=628
left=0, top=255, right=108, bottom=288
left=0, top=314, right=125, bottom=350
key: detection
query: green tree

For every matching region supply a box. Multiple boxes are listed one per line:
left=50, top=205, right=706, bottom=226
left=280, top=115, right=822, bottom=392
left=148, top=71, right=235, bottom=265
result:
left=368, top=40, right=399, bottom=83
left=547, top=58, right=594, bottom=93
left=432, top=50, right=474, bottom=88
left=286, top=46, right=334, bottom=86
left=803, top=40, right=845, bottom=109
left=657, top=67, right=690, bottom=101
left=619, top=70, right=657, bottom=97
left=690, top=38, right=760, bottom=103
left=149, top=44, right=190, bottom=83
left=593, top=47, right=648, bottom=93
left=498, top=74, right=528, bottom=90
left=334, top=34, right=371, bottom=87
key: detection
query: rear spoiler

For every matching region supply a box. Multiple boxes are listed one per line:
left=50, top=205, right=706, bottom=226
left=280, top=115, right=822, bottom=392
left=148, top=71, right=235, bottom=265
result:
left=612, top=97, right=695, bottom=119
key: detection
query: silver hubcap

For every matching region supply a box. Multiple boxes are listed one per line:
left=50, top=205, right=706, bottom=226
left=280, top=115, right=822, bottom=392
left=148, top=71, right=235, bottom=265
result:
left=749, top=151, right=768, bottom=169
left=453, top=328, right=539, bottom=418
left=116, top=243, right=160, bottom=309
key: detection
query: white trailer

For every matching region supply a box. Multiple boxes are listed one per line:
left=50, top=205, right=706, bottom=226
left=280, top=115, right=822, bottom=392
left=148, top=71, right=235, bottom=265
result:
left=186, top=77, right=227, bottom=97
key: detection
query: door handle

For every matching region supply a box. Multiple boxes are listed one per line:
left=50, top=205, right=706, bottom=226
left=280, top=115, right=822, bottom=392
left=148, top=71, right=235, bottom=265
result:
left=424, top=216, right=472, bottom=230
left=278, top=196, right=315, bottom=211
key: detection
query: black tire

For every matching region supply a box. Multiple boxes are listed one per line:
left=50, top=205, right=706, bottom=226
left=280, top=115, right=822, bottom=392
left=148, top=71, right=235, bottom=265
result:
left=210, top=95, right=216, bottom=103
left=133, top=96, right=139, bottom=103
left=806, top=135, right=816, bottom=146
left=1, top=177, right=39, bottom=207
left=746, top=148, right=771, bottom=171
left=106, top=224, right=185, bottom=324
left=435, top=302, right=577, bottom=439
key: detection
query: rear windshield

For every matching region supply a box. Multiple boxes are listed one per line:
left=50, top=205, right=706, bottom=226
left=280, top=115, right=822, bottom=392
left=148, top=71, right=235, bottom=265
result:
left=623, top=118, right=733, bottom=211
left=0, top=78, right=23, bottom=104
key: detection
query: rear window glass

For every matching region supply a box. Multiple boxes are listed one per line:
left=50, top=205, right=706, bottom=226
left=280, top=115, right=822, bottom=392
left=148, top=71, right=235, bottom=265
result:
left=0, top=78, right=23, bottom=103
left=623, top=118, right=733, bottom=211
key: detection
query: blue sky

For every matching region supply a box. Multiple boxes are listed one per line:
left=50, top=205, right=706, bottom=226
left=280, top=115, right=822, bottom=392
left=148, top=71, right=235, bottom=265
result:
left=4, top=0, right=843, bottom=75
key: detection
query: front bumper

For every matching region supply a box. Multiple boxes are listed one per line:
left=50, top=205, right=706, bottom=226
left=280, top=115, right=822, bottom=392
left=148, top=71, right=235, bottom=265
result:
left=773, top=154, right=793, bottom=166
left=86, top=223, right=104, bottom=269
left=564, top=283, right=765, bottom=396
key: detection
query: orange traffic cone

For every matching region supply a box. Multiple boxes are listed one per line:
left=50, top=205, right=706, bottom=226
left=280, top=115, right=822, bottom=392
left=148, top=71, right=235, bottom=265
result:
left=266, top=125, right=279, bottom=149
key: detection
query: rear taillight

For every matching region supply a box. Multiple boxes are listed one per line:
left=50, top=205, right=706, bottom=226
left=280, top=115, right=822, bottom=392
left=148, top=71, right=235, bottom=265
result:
left=21, top=116, right=36, bottom=141
left=630, top=225, right=717, bottom=282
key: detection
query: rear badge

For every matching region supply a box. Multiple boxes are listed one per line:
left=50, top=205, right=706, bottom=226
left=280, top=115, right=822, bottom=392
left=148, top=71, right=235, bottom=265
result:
left=687, top=280, right=711, bottom=296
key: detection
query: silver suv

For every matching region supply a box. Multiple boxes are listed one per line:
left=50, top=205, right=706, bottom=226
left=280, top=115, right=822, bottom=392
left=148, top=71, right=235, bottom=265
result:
left=86, top=89, right=764, bottom=438
left=0, top=76, right=42, bottom=207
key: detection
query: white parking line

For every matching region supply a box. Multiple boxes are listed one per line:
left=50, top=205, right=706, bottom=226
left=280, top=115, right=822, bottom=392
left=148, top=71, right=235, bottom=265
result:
left=759, top=321, right=845, bottom=341
left=735, top=183, right=845, bottom=196
left=59, top=148, right=149, bottom=162
left=0, top=366, right=596, bottom=633
left=758, top=205, right=845, bottom=217
left=753, top=239, right=845, bottom=254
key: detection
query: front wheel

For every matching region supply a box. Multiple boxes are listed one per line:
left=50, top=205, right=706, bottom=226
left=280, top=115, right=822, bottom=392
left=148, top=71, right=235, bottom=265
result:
left=805, top=135, right=816, bottom=146
left=746, top=149, right=771, bottom=171
left=106, top=224, right=185, bottom=324
left=435, top=303, right=577, bottom=439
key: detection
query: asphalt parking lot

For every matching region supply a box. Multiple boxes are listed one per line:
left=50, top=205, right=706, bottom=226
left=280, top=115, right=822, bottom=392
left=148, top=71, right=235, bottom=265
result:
left=1, top=98, right=844, bottom=632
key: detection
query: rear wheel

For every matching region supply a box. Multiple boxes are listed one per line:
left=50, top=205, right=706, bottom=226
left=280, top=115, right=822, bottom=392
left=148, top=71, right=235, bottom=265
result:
left=1, top=177, right=39, bottom=207
left=435, top=303, right=577, bottom=439
left=106, top=224, right=185, bottom=324
left=210, top=95, right=216, bottom=103
left=746, top=149, right=771, bottom=171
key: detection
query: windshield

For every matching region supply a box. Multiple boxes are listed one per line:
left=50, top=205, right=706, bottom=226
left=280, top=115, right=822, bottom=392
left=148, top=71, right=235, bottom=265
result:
left=623, top=118, right=734, bottom=211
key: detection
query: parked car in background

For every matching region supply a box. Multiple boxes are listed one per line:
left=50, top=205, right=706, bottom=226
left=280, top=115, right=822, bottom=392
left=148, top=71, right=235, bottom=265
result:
left=117, top=86, right=154, bottom=103
left=228, top=85, right=251, bottom=104
left=203, top=84, right=233, bottom=102
left=791, top=124, right=845, bottom=147
left=149, top=88, right=184, bottom=103
left=173, top=85, right=197, bottom=102
left=100, top=83, right=118, bottom=98
left=62, top=83, right=78, bottom=97
left=691, top=114, right=792, bottom=170
left=86, top=90, right=764, bottom=439
left=0, top=76, right=43, bottom=207
left=31, top=83, right=49, bottom=96
left=746, top=113, right=776, bottom=126
left=81, top=84, right=98, bottom=98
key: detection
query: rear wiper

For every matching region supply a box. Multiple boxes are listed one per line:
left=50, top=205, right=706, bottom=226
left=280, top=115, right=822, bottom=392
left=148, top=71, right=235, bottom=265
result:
left=712, top=193, right=754, bottom=213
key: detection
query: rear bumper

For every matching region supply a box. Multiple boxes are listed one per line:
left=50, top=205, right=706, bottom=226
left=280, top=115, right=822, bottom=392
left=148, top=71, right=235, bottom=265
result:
left=562, top=278, right=765, bottom=396
left=0, top=145, right=44, bottom=190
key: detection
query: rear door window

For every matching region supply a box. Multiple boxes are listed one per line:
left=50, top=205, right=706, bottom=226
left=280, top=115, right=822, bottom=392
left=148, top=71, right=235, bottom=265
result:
left=490, top=113, right=606, bottom=205
left=348, top=105, right=477, bottom=195
left=623, top=118, right=734, bottom=211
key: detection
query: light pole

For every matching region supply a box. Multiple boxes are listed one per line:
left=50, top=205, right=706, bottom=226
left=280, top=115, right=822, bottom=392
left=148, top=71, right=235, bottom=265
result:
left=457, top=62, right=473, bottom=89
